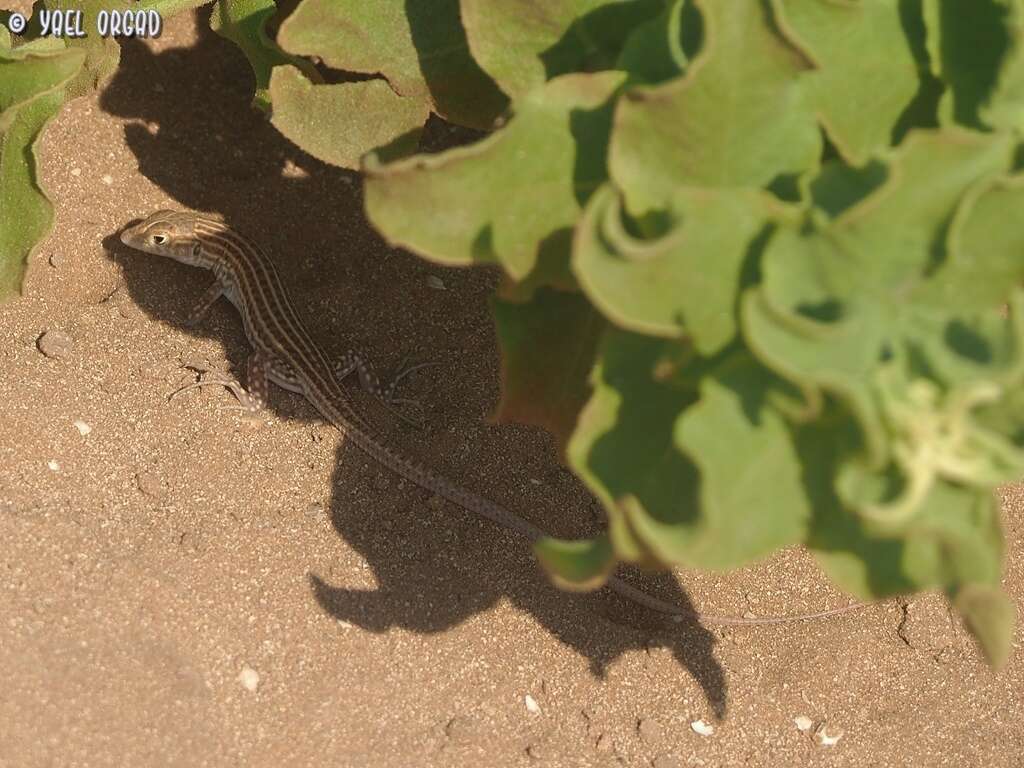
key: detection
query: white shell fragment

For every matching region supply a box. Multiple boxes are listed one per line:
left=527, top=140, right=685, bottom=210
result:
left=524, top=694, right=541, bottom=714
left=238, top=666, right=261, bottom=692
left=691, top=719, right=714, bottom=736
left=47, top=460, right=60, bottom=472
left=73, top=420, right=92, bottom=436
left=794, top=715, right=813, bottom=731
left=815, top=723, right=843, bottom=747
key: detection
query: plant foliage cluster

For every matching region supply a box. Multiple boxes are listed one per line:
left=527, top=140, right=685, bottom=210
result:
left=4, top=0, right=1024, bottom=664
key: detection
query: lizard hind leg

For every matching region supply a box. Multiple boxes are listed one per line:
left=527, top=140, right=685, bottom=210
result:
left=334, top=349, right=437, bottom=427
left=168, top=351, right=276, bottom=412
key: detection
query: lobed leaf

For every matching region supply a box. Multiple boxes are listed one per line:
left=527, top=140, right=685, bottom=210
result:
left=744, top=129, right=1018, bottom=467
left=568, top=330, right=809, bottom=572
left=574, top=183, right=786, bottom=355
left=774, top=0, right=920, bottom=165
left=0, top=32, right=82, bottom=300
left=982, top=0, right=1024, bottom=131
left=610, top=0, right=820, bottom=214
left=922, top=0, right=1015, bottom=128
left=741, top=130, right=1024, bottom=641
left=277, top=0, right=506, bottom=130
left=269, top=66, right=427, bottom=169
left=461, top=0, right=664, bottom=101
left=615, top=0, right=689, bottom=86
left=641, top=353, right=810, bottom=569
left=363, top=71, right=625, bottom=282
left=35, top=0, right=128, bottom=98
left=211, top=0, right=320, bottom=111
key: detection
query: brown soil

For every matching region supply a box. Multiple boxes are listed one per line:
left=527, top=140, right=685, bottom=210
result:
left=1, top=10, right=1022, bottom=768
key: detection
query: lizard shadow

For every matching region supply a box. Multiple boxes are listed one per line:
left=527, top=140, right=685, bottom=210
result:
left=100, top=7, right=728, bottom=718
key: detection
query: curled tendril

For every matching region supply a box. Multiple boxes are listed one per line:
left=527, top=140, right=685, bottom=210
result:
left=858, top=371, right=1024, bottom=526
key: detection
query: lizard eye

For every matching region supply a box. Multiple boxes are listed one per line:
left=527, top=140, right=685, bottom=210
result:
left=152, top=234, right=168, bottom=245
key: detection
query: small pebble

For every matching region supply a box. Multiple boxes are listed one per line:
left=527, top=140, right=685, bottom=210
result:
left=638, top=717, right=665, bottom=745
left=794, top=715, right=813, bottom=731
left=116, top=297, right=143, bottom=321
left=101, top=174, right=113, bottom=185
left=690, top=719, right=714, bottom=736
left=136, top=472, right=164, bottom=499
left=100, top=376, right=127, bottom=395
left=525, top=742, right=548, bottom=760
left=48, top=252, right=65, bottom=268
left=280, top=159, right=308, bottom=179
left=70, top=167, right=81, bottom=177
left=815, top=724, right=843, bottom=747
left=37, top=329, right=73, bottom=359
left=73, top=420, right=92, bottom=436
left=426, top=275, right=446, bottom=290
left=743, top=611, right=756, bottom=620
left=139, top=360, right=165, bottom=381
left=524, top=694, right=541, bottom=714
left=238, top=666, right=260, bottom=692
left=304, top=502, right=325, bottom=518
left=47, top=460, right=60, bottom=472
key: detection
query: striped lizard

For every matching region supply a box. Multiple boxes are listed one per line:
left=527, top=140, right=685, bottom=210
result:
left=120, top=209, right=866, bottom=627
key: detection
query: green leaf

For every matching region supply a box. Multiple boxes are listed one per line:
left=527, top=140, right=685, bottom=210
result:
left=798, top=410, right=919, bottom=599
left=610, top=0, right=820, bottom=214
left=774, top=0, right=920, bottom=165
left=0, top=35, right=82, bottom=129
left=574, top=183, right=785, bottom=355
left=806, top=159, right=888, bottom=220
left=744, top=129, right=1016, bottom=458
left=138, top=0, right=215, bottom=15
left=922, top=0, right=1014, bottom=128
left=955, top=583, right=1017, bottom=668
left=364, top=71, right=625, bottom=281
left=36, top=0, right=126, bottom=98
left=567, top=330, right=692, bottom=567
left=569, top=330, right=809, bottom=570
left=490, top=288, right=606, bottom=450
left=534, top=533, right=616, bottom=591
left=0, top=34, right=81, bottom=300
left=277, top=0, right=507, bottom=130
left=461, top=0, right=664, bottom=101
left=211, top=0, right=320, bottom=111
left=1, top=91, right=67, bottom=301
left=615, top=0, right=689, bottom=86
left=632, top=353, right=810, bottom=569
left=743, top=129, right=1024, bottom=539
left=982, top=0, right=1024, bottom=130
left=268, top=66, right=427, bottom=170
left=926, top=172, right=1024, bottom=309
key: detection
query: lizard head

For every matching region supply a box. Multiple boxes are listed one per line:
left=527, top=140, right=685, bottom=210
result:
left=120, top=209, right=209, bottom=267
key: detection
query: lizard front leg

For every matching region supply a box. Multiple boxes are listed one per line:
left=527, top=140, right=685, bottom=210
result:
left=169, top=350, right=281, bottom=412
left=185, top=279, right=226, bottom=327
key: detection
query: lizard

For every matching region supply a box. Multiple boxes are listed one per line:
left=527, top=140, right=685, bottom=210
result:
left=119, top=209, right=868, bottom=627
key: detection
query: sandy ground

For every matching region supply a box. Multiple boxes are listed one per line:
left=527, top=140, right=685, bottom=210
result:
left=1, top=10, right=1022, bottom=768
